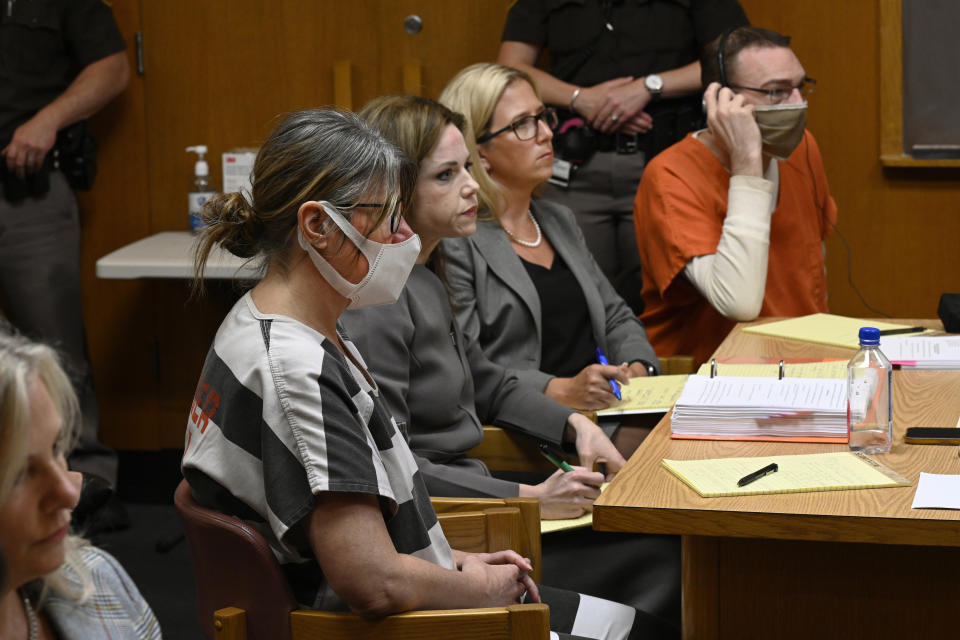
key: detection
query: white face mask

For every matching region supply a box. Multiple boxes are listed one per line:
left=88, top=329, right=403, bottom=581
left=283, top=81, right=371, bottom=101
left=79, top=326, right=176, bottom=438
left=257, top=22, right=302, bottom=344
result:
left=297, top=201, right=421, bottom=309
left=753, top=102, right=807, bottom=161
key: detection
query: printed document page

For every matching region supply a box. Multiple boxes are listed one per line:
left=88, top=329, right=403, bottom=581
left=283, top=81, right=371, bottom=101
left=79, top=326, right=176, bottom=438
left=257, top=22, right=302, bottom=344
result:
left=879, top=336, right=960, bottom=368
left=676, top=376, right=846, bottom=411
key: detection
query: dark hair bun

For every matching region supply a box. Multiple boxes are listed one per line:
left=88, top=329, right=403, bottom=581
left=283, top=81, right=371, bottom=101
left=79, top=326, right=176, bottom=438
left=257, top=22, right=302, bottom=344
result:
left=202, top=192, right=263, bottom=258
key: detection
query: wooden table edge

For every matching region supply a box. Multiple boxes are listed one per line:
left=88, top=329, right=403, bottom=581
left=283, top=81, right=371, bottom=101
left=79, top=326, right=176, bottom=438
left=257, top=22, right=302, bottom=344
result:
left=592, top=504, right=960, bottom=547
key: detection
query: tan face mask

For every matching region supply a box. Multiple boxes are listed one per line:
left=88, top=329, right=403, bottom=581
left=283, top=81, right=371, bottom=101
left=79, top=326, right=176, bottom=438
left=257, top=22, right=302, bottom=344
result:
left=753, top=102, right=807, bottom=161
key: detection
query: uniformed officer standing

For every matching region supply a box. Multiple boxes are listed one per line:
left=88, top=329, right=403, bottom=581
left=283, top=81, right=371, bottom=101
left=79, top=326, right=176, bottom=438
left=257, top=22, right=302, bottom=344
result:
left=0, top=0, right=129, bottom=531
left=498, top=0, right=748, bottom=314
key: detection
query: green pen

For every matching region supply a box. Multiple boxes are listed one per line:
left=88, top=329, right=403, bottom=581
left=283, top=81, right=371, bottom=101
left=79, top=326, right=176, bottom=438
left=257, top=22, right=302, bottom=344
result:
left=539, top=443, right=575, bottom=472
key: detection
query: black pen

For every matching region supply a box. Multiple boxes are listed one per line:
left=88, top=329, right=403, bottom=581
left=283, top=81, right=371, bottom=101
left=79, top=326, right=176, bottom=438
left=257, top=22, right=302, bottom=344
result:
left=737, top=463, right=778, bottom=487
left=539, top=443, right=575, bottom=472
left=878, top=326, right=926, bottom=337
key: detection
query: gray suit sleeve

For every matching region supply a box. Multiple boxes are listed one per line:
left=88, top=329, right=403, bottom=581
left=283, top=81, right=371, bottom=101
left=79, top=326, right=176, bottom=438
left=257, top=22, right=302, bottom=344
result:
left=443, top=237, right=484, bottom=347
left=343, top=280, right=537, bottom=500
left=464, top=333, right=569, bottom=446
left=414, top=453, right=520, bottom=498
left=344, top=301, right=519, bottom=499
left=510, top=364, right=555, bottom=392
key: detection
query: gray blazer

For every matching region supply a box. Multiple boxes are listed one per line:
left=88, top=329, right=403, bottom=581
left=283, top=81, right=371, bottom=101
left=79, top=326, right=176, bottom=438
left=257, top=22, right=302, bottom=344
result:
left=341, top=265, right=572, bottom=499
left=443, top=199, right=660, bottom=392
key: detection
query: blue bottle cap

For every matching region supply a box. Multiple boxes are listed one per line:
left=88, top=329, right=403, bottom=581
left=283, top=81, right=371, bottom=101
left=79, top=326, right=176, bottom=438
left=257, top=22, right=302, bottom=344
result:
left=859, top=327, right=881, bottom=345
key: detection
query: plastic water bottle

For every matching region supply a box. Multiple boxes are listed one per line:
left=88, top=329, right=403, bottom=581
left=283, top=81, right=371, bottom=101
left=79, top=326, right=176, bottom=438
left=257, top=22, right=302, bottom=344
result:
left=186, top=145, right=216, bottom=234
left=846, top=327, right=893, bottom=453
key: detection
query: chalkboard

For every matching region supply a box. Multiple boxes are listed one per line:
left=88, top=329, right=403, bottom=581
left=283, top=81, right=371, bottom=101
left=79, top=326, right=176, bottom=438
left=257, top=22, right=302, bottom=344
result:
left=900, top=0, right=960, bottom=159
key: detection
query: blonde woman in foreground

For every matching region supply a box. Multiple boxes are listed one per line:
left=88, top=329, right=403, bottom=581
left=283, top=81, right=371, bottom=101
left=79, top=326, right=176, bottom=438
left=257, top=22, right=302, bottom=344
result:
left=0, top=330, right=161, bottom=639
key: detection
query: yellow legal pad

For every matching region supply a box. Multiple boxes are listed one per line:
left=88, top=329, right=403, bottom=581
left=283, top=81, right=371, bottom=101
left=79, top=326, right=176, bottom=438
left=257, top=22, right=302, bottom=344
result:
left=662, top=452, right=911, bottom=498
left=541, top=483, right=609, bottom=534
left=595, top=374, right=689, bottom=417
left=742, top=313, right=926, bottom=349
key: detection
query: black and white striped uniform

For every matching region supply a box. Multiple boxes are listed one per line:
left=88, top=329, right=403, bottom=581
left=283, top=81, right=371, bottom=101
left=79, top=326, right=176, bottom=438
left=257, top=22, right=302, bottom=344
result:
left=182, top=293, right=674, bottom=639
left=182, top=293, right=453, bottom=609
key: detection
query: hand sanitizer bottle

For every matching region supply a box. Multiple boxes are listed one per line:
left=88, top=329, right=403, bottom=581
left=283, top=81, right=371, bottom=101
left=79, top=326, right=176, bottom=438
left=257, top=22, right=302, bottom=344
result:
left=186, top=146, right=216, bottom=234
left=846, top=327, right=893, bottom=453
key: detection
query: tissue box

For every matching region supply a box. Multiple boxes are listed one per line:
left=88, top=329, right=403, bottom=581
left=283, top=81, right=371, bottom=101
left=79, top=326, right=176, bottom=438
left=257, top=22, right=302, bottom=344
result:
left=222, top=149, right=257, bottom=196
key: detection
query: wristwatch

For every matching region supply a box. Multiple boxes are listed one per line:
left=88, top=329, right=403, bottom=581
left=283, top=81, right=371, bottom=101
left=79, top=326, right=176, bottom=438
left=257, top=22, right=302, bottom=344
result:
left=632, top=360, right=659, bottom=377
left=644, top=74, right=664, bottom=100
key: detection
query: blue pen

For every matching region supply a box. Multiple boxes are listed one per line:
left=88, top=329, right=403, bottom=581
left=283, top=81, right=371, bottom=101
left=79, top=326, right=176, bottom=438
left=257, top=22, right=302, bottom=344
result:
left=595, top=347, right=622, bottom=401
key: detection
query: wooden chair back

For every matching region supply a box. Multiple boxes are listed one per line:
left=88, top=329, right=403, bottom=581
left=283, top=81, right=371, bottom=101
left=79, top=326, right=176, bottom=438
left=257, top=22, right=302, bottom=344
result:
left=174, top=480, right=297, bottom=640
left=213, top=604, right=550, bottom=640
left=175, top=480, right=549, bottom=640
left=432, top=496, right=542, bottom=583
left=466, top=426, right=573, bottom=473
left=659, top=355, right=696, bottom=375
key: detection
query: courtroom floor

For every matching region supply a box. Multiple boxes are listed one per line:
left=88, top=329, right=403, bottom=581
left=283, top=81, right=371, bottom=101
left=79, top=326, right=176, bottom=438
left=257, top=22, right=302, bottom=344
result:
left=95, top=450, right=204, bottom=640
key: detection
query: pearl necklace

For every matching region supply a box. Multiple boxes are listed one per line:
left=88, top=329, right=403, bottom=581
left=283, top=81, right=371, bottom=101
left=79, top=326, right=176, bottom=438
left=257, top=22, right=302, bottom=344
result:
left=501, top=210, right=542, bottom=248
left=20, top=590, right=38, bottom=640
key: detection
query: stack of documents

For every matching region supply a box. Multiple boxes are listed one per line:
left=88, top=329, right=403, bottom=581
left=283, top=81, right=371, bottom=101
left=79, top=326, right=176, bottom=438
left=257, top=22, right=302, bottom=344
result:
left=671, top=375, right=848, bottom=441
left=695, top=360, right=848, bottom=379
left=879, top=335, right=960, bottom=369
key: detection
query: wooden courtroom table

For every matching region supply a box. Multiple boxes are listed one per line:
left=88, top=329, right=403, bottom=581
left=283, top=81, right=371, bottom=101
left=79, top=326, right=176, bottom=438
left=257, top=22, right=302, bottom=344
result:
left=594, top=319, right=960, bottom=639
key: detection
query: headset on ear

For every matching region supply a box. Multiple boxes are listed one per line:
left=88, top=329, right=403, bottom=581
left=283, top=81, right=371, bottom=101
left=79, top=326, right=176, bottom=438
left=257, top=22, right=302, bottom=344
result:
left=717, top=28, right=735, bottom=88
left=704, top=28, right=737, bottom=115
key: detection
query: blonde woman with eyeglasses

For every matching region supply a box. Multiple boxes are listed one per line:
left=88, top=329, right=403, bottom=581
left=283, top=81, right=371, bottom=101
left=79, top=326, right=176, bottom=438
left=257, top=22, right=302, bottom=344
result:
left=440, top=63, right=661, bottom=415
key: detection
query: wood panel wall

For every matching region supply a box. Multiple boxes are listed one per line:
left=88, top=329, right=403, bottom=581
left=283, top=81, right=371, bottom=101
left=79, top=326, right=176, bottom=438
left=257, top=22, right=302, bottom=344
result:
left=82, top=0, right=959, bottom=449
left=138, top=0, right=512, bottom=232
left=75, top=0, right=161, bottom=448
left=738, top=0, right=960, bottom=319
left=85, top=0, right=512, bottom=448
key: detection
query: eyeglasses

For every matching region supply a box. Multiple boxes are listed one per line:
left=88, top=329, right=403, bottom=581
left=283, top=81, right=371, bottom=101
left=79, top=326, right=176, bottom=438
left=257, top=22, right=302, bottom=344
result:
left=729, top=77, right=816, bottom=105
left=476, top=107, right=558, bottom=144
left=339, top=202, right=404, bottom=234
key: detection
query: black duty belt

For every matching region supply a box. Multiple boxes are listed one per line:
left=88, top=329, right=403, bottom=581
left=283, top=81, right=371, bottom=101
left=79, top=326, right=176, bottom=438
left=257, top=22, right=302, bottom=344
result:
left=593, top=131, right=641, bottom=155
